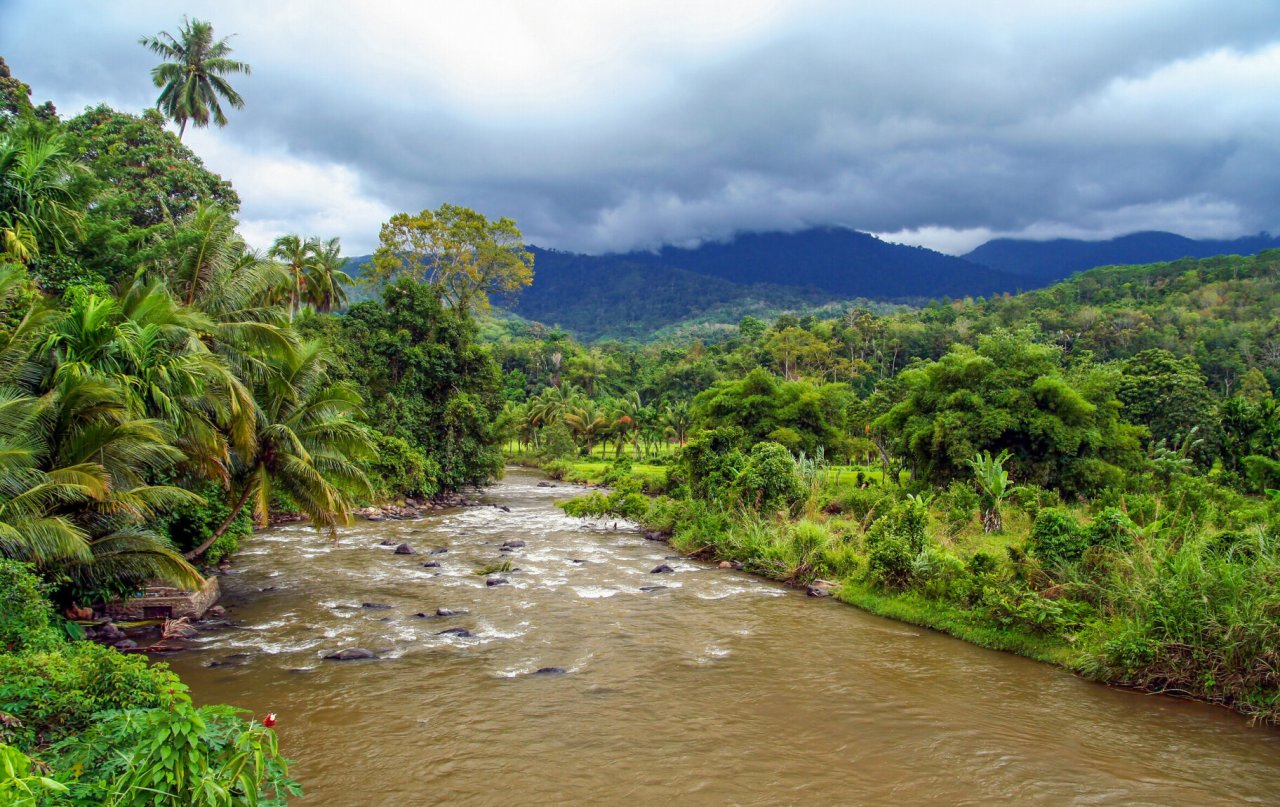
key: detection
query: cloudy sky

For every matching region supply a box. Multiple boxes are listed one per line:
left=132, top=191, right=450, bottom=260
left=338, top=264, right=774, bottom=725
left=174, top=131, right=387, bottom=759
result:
left=4, top=1, right=1280, bottom=256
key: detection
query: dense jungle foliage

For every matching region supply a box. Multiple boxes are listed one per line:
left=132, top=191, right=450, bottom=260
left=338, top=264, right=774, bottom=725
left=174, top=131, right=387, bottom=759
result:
left=0, top=41, right=515, bottom=802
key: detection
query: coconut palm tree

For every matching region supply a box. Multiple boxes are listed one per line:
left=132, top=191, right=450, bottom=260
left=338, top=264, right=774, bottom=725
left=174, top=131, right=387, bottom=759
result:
left=661, top=400, right=692, bottom=446
left=564, top=403, right=610, bottom=456
left=139, top=17, right=251, bottom=139
left=187, top=341, right=374, bottom=559
left=304, top=237, right=354, bottom=313
left=0, top=122, right=89, bottom=262
left=269, top=234, right=319, bottom=321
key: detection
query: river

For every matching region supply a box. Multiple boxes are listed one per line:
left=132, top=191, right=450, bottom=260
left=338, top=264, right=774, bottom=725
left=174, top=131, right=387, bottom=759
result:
left=165, top=468, right=1280, bottom=806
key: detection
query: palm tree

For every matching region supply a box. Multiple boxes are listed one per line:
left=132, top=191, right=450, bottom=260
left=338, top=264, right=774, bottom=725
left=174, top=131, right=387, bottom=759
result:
left=269, top=234, right=319, bottom=321
left=187, top=341, right=374, bottom=560
left=139, top=17, right=251, bottom=140
left=304, top=237, right=354, bottom=313
left=613, top=391, right=646, bottom=459
left=564, top=403, right=610, bottom=456
left=661, top=401, right=692, bottom=446
left=0, top=123, right=89, bottom=262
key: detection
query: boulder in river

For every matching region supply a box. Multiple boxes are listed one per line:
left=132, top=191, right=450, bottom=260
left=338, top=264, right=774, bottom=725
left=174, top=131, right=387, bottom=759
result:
left=393, top=544, right=416, bottom=555
left=536, top=481, right=555, bottom=487
left=534, top=667, right=567, bottom=675
left=325, top=648, right=376, bottom=661
left=643, top=531, right=665, bottom=541
left=436, top=627, right=472, bottom=637
left=806, top=585, right=831, bottom=598
left=361, top=602, right=392, bottom=609
left=436, top=608, right=465, bottom=617
left=639, top=585, right=668, bottom=592
left=429, top=547, right=449, bottom=555
left=497, top=505, right=512, bottom=513
left=486, top=577, right=510, bottom=587
left=379, top=539, right=398, bottom=546
left=421, top=561, right=442, bottom=568
left=502, top=539, right=526, bottom=549
left=650, top=564, right=675, bottom=574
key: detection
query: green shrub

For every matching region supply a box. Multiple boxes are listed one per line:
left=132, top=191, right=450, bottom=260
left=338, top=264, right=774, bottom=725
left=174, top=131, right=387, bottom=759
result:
left=939, top=480, right=978, bottom=535
left=983, top=582, right=1091, bottom=635
left=53, top=702, right=300, bottom=806
left=0, top=742, right=68, bottom=803
left=368, top=432, right=440, bottom=499
left=734, top=442, right=805, bottom=512
left=0, top=643, right=182, bottom=748
left=910, top=545, right=968, bottom=601
left=0, top=560, right=60, bottom=654
left=541, top=422, right=578, bottom=460
left=1085, top=507, right=1137, bottom=553
left=542, top=459, right=573, bottom=480
left=834, top=485, right=891, bottom=521
left=865, top=497, right=928, bottom=588
left=1027, top=507, right=1088, bottom=567
left=600, top=456, right=633, bottom=486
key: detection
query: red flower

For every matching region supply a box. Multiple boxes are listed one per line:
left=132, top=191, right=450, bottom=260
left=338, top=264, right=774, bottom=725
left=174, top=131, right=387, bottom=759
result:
left=263, top=713, right=277, bottom=728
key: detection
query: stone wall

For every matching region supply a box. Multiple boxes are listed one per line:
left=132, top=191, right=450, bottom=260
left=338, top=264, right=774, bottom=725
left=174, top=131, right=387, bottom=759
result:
left=105, top=575, right=221, bottom=621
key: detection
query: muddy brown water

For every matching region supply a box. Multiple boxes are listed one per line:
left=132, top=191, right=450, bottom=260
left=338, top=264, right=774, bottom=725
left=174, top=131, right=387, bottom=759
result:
left=165, top=468, right=1280, bottom=806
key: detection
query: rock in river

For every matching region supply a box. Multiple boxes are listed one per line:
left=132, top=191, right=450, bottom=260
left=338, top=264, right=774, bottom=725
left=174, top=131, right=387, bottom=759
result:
left=486, top=577, right=510, bottom=587
left=502, top=539, right=526, bottom=549
left=436, top=627, right=472, bottom=637
left=534, top=667, right=567, bottom=675
left=429, top=547, right=449, bottom=555
left=639, top=585, right=668, bottom=592
left=436, top=608, right=465, bottom=616
left=325, top=648, right=376, bottom=661
left=422, top=561, right=442, bottom=568
left=650, top=564, right=675, bottom=574
left=361, top=602, right=392, bottom=609
left=379, top=539, right=398, bottom=546
left=393, top=544, right=416, bottom=555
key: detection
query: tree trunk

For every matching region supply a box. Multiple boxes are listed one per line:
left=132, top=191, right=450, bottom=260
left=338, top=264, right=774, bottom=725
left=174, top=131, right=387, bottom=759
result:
left=981, top=508, right=1002, bottom=533
left=186, top=482, right=256, bottom=560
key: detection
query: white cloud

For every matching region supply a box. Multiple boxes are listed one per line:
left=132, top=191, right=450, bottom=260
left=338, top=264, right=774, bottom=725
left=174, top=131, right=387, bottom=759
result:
left=183, top=131, right=394, bottom=254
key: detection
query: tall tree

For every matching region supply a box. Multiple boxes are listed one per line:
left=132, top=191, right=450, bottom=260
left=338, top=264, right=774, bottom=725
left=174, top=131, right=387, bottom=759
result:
left=269, top=234, right=319, bottom=321
left=139, top=17, right=251, bottom=140
left=304, top=237, right=353, bottom=313
left=368, top=203, right=534, bottom=313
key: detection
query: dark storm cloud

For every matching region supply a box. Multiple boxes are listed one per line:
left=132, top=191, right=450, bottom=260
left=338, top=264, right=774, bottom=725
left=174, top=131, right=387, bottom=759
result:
left=4, top=1, right=1280, bottom=254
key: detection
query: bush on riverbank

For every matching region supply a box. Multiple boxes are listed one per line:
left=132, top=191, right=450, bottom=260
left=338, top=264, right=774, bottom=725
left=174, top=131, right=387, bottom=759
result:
left=0, top=561, right=299, bottom=802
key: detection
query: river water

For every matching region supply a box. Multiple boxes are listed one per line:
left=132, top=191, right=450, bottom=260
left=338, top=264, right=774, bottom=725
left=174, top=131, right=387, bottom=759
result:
left=166, top=468, right=1280, bottom=806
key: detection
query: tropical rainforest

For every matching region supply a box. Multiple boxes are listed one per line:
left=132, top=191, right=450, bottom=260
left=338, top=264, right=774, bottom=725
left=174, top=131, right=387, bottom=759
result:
left=2, top=14, right=1280, bottom=806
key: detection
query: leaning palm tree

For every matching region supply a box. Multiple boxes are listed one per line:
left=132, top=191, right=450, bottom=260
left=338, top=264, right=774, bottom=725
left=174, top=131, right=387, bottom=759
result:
left=186, top=341, right=374, bottom=560
left=139, top=17, right=251, bottom=139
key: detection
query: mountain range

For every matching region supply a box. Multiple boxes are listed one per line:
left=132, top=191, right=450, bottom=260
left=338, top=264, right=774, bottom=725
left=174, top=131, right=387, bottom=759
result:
left=348, top=228, right=1280, bottom=341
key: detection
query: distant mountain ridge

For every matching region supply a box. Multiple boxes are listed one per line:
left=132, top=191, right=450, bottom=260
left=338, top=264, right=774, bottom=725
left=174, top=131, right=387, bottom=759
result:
left=345, top=227, right=1280, bottom=340
left=963, top=231, right=1280, bottom=284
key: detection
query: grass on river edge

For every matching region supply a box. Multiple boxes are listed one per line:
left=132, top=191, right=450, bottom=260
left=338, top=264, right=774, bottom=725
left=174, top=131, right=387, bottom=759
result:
left=508, top=455, right=1275, bottom=723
